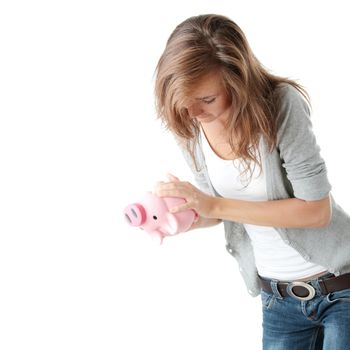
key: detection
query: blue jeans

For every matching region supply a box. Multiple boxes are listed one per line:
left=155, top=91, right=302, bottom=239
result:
left=261, top=274, right=350, bottom=349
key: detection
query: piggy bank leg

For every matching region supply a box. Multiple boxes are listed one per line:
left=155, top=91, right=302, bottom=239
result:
left=149, top=232, right=164, bottom=245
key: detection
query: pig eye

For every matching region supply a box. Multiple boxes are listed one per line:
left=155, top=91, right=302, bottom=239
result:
left=153, top=215, right=157, bottom=220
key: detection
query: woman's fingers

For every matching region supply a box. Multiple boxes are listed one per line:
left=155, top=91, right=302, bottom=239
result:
left=156, top=186, right=184, bottom=198
left=170, top=202, right=191, bottom=213
left=166, top=173, right=180, bottom=182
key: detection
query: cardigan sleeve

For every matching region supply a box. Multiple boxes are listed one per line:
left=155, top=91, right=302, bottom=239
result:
left=276, top=84, right=332, bottom=201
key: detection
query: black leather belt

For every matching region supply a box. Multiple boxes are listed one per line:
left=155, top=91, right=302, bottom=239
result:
left=259, top=272, right=350, bottom=301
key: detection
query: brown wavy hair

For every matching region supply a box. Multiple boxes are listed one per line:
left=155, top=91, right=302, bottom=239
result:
left=153, top=14, right=310, bottom=183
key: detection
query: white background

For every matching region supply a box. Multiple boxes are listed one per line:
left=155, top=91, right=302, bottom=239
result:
left=1, top=0, right=349, bottom=349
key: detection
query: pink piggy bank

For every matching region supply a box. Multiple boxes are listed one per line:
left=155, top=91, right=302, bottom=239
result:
left=124, top=191, right=198, bottom=244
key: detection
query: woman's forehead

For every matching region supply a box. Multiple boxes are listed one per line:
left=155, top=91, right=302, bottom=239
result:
left=186, top=72, right=223, bottom=98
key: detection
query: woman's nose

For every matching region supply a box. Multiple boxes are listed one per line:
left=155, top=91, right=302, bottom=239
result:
left=187, top=104, right=203, bottom=118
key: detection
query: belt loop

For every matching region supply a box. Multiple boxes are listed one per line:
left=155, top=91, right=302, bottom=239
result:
left=314, top=272, right=333, bottom=294
left=310, top=279, right=322, bottom=296
left=270, top=279, right=283, bottom=299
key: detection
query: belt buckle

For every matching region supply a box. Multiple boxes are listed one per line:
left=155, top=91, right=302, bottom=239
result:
left=286, top=281, right=316, bottom=301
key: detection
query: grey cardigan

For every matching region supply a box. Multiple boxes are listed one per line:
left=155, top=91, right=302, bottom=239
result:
left=175, top=84, right=350, bottom=297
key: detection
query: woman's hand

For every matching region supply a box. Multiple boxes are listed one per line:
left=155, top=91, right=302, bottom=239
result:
left=154, top=173, right=216, bottom=218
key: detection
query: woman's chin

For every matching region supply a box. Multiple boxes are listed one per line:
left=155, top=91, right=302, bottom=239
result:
left=196, top=115, right=215, bottom=122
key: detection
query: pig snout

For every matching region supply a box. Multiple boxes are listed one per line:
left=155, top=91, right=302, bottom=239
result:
left=124, top=203, right=146, bottom=227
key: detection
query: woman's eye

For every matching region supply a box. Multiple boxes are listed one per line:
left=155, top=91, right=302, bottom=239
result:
left=203, top=98, right=215, bottom=104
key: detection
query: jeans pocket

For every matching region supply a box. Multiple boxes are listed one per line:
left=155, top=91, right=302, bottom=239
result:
left=261, top=290, right=275, bottom=310
left=326, top=288, right=350, bottom=303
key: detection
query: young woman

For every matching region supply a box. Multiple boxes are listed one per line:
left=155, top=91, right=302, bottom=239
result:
left=153, top=14, right=350, bottom=349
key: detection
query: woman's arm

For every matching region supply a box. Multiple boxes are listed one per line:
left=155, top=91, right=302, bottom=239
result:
left=209, top=195, right=331, bottom=228
left=156, top=177, right=332, bottom=229
left=188, top=216, right=222, bottom=231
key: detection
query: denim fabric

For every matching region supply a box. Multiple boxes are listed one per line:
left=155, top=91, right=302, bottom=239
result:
left=261, top=274, right=350, bottom=349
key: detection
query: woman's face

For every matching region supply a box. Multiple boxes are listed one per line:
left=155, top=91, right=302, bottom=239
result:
left=183, top=71, right=232, bottom=124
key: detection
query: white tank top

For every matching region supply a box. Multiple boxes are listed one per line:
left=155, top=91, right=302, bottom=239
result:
left=200, top=127, right=327, bottom=280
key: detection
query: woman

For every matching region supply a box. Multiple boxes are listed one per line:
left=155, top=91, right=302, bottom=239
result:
left=153, top=14, right=350, bottom=349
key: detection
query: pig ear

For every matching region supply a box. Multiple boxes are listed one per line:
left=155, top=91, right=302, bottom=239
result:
left=165, top=213, right=179, bottom=235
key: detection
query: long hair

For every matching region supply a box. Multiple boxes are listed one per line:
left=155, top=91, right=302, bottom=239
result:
left=154, top=14, right=310, bottom=183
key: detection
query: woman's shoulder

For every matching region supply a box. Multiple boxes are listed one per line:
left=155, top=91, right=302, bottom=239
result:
left=274, top=82, right=310, bottom=118
left=275, top=82, right=305, bottom=104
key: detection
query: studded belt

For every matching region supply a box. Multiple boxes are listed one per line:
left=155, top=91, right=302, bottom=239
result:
left=258, top=272, right=350, bottom=301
